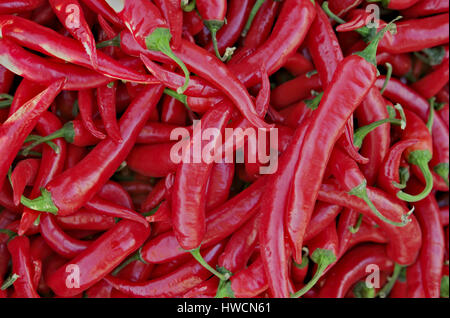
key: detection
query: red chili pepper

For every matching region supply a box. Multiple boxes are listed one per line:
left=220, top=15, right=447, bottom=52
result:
left=229, top=0, right=316, bottom=88
left=0, top=80, right=64, bottom=190
left=203, top=0, right=253, bottom=61
left=97, top=81, right=122, bottom=143
left=47, top=219, right=149, bottom=297
left=440, top=205, right=449, bottom=227
left=39, top=214, right=90, bottom=259
left=195, top=0, right=227, bottom=60
left=141, top=177, right=265, bottom=264
left=55, top=210, right=115, bottom=231
left=127, top=143, right=179, bottom=178
left=65, top=145, right=89, bottom=169
left=304, top=203, right=342, bottom=242
left=318, top=244, right=394, bottom=298
left=327, top=0, right=363, bottom=17
left=0, top=66, right=14, bottom=95
left=205, top=162, right=235, bottom=211
left=0, top=0, right=45, bottom=14
left=406, top=178, right=445, bottom=298
left=81, top=0, right=123, bottom=27
left=104, top=241, right=225, bottom=298
left=402, top=0, right=449, bottom=18
left=281, top=53, right=314, bottom=77
left=0, top=16, right=155, bottom=84
left=286, top=28, right=387, bottom=264
left=0, top=38, right=109, bottom=90
left=379, top=14, right=449, bottom=54
left=377, top=52, right=412, bottom=77
left=10, top=159, right=40, bottom=206
left=161, top=96, right=187, bottom=126
left=7, top=235, right=40, bottom=298
left=218, top=214, right=260, bottom=274
left=78, top=89, right=107, bottom=140
left=225, top=256, right=268, bottom=298
left=318, top=180, right=422, bottom=265
left=378, top=139, right=418, bottom=196
left=153, top=0, right=183, bottom=50
left=412, top=58, right=449, bottom=100
left=241, top=0, right=280, bottom=50
left=49, top=0, right=99, bottom=69
left=21, top=84, right=164, bottom=216
left=270, top=73, right=322, bottom=110
left=182, top=278, right=219, bottom=298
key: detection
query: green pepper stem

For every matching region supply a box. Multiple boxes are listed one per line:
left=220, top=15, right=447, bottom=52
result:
left=1, top=273, right=19, bottom=291
left=20, top=188, right=58, bottom=214
left=163, top=88, right=190, bottom=111
left=377, top=263, right=404, bottom=298
left=354, top=17, right=402, bottom=67
left=22, top=131, right=65, bottom=156
left=350, top=180, right=411, bottom=227
left=380, top=63, right=393, bottom=95
left=353, top=281, right=376, bottom=298
left=204, top=21, right=234, bottom=62
left=349, top=213, right=364, bottom=234
left=354, top=117, right=404, bottom=149
left=291, top=249, right=336, bottom=298
left=293, top=252, right=310, bottom=270
left=427, top=97, right=436, bottom=133
left=393, top=166, right=410, bottom=190
left=146, top=28, right=190, bottom=94
left=96, top=34, right=121, bottom=48
left=242, top=0, right=266, bottom=37
left=434, top=163, right=449, bottom=188
left=0, top=93, right=14, bottom=109
left=441, top=276, right=449, bottom=298
left=215, top=279, right=235, bottom=298
left=190, top=248, right=229, bottom=281
left=397, top=150, right=434, bottom=202
left=181, top=0, right=196, bottom=12
left=0, top=229, right=17, bottom=240
left=112, top=248, right=147, bottom=276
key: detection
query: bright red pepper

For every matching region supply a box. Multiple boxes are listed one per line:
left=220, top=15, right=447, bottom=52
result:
left=402, top=0, right=449, bottom=18
left=10, top=159, right=40, bottom=206
left=0, top=0, right=45, bottom=14
left=97, top=81, right=122, bottom=143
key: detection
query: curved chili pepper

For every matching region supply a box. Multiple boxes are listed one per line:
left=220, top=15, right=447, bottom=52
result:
left=328, top=0, right=363, bottom=17
left=141, top=177, right=265, bottom=264
left=203, top=0, right=252, bottom=61
left=141, top=179, right=166, bottom=213
left=304, top=203, right=342, bottom=242
left=173, top=101, right=240, bottom=251
left=7, top=235, right=40, bottom=298
left=412, top=58, right=449, bottom=100
left=218, top=214, right=260, bottom=275
left=78, top=89, right=106, bottom=140
left=377, top=52, right=412, bottom=77
left=97, top=81, right=122, bottom=143
left=241, top=0, right=280, bottom=50
left=105, top=241, right=225, bottom=298
left=104, top=0, right=189, bottom=93
left=39, top=214, right=90, bottom=259
left=206, top=162, right=235, bottom=211
left=0, top=15, right=156, bottom=84
left=318, top=244, right=394, bottom=298
left=153, top=0, right=183, bottom=50
left=47, top=219, right=150, bottom=297
left=270, top=73, right=322, bottom=110
left=286, top=27, right=388, bottom=264
left=0, top=0, right=45, bottom=14
left=0, top=80, right=64, bottom=190
left=318, top=180, right=422, bottom=265
left=402, top=0, right=449, bottom=18
left=281, top=53, right=314, bottom=77
left=161, top=96, right=187, bottom=126
left=21, top=84, right=164, bottom=216
left=10, top=159, right=40, bottom=206
left=229, top=0, right=316, bottom=88
left=196, top=0, right=227, bottom=61
left=0, top=38, right=110, bottom=90
left=406, top=178, right=445, bottom=298
left=49, top=0, right=98, bottom=69
left=378, top=140, right=418, bottom=196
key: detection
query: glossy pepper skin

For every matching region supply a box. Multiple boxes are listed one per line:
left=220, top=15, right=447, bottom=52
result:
left=172, top=102, right=232, bottom=250
left=0, top=80, right=64, bottom=190
left=318, top=180, right=422, bottom=265
left=318, top=244, right=394, bottom=298
left=0, top=0, right=45, bottom=14
left=402, top=0, right=449, bottom=18
left=23, top=84, right=164, bottom=216
left=104, top=242, right=225, bottom=298
left=141, top=177, right=265, bottom=264
left=286, top=54, right=378, bottom=264
left=47, top=220, right=150, bottom=297
left=406, top=178, right=445, bottom=298
left=0, top=15, right=155, bottom=84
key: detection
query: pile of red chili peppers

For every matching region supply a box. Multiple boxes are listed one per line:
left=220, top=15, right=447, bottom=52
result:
left=0, top=0, right=449, bottom=299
